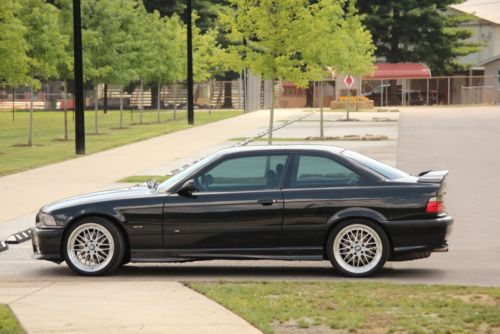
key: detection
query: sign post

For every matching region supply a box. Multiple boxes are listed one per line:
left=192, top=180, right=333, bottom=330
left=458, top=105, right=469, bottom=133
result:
left=343, top=75, right=355, bottom=121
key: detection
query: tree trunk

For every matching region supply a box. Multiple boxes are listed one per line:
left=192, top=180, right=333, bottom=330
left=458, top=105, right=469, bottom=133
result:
left=173, top=84, right=177, bottom=120
left=63, top=79, right=68, bottom=141
left=94, top=85, right=99, bottom=134
left=320, top=80, right=324, bottom=139
left=268, top=79, right=275, bottom=145
left=28, top=85, right=34, bottom=146
left=305, top=82, right=314, bottom=107
left=139, top=79, right=144, bottom=124
left=222, top=81, right=232, bottom=108
left=120, top=89, right=124, bottom=129
left=238, top=73, right=243, bottom=109
left=103, top=83, right=108, bottom=114
left=151, top=81, right=159, bottom=110
left=157, top=81, right=161, bottom=123
left=12, top=87, right=15, bottom=121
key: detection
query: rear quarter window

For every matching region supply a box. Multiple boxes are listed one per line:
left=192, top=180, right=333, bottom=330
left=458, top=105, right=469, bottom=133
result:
left=342, top=150, right=409, bottom=180
left=287, top=154, right=360, bottom=188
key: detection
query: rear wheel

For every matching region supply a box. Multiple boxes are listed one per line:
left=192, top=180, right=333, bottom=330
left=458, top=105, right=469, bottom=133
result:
left=327, top=220, right=389, bottom=277
left=63, top=217, right=125, bottom=276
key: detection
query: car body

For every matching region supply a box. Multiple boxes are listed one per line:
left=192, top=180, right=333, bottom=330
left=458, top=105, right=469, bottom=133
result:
left=32, top=145, right=453, bottom=277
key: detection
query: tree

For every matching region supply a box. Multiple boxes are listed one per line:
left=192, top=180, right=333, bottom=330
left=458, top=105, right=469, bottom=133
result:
left=221, top=0, right=369, bottom=143
left=192, top=19, right=228, bottom=83
left=0, top=0, right=30, bottom=89
left=20, top=0, right=66, bottom=145
left=221, top=0, right=319, bottom=143
left=55, top=0, right=74, bottom=140
left=142, top=0, right=227, bottom=32
left=82, top=0, right=139, bottom=131
left=356, top=0, right=481, bottom=76
left=299, top=0, right=374, bottom=131
left=332, top=0, right=375, bottom=120
left=146, top=13, right=184, bottom=122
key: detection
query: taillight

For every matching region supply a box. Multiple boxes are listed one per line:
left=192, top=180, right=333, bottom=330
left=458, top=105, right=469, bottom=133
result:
left=426, top=197, right=444, bottom=214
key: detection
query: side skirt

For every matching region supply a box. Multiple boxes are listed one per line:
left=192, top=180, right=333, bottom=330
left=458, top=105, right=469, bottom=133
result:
left=130, top=247, right=324, bottom=263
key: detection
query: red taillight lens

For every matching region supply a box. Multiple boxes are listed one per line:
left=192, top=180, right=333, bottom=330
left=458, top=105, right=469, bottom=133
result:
left=426, top=197, right=444, bottom=214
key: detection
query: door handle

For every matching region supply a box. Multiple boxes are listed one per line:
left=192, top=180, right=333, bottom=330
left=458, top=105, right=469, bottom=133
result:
left=258, top=199, right=277, bottom=206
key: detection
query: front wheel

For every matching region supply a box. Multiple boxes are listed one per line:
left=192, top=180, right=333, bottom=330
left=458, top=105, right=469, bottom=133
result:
left=327, top=220, right=389, bottom=277
left=63, top=217, right=125, bottom=276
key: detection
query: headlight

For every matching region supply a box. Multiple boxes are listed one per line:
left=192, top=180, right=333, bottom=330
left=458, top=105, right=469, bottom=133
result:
left=37, top=212, right=58, bottom=228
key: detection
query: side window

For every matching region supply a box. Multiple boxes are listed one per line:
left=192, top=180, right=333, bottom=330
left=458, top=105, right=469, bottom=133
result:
left=287, top=155, right=360, bottom=188
left=195, top=155, right=288, bottom=192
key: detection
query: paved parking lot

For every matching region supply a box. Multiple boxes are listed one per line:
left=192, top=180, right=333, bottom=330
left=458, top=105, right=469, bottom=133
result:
left=1, top=106, right=500, bottom=286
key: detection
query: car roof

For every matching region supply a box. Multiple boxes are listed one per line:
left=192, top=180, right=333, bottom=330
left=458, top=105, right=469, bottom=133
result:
left=216, top=144, right=346, bottom=156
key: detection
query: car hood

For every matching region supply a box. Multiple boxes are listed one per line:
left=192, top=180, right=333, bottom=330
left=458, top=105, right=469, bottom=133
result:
left=42, top=185, right=160, bottom=213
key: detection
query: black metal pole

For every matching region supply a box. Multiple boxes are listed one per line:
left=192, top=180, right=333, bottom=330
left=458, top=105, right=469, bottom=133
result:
left=186, top=0, right=194, bottom=125
left=73, top=0, right=85, bottom=154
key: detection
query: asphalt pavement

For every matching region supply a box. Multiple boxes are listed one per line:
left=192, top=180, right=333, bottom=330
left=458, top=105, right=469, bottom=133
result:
left=1, top=106, right=500, bottom=286
left=2, top=106, right=500, bottom=333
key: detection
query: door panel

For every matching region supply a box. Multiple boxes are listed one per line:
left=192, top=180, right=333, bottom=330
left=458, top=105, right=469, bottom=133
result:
left=163, top=190, right=284, bottom=249
left=162, top=153, right=289, bottom=250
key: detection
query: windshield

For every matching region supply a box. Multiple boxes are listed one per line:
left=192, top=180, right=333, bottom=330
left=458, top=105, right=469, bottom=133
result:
left=157, top=153, right=219, bottom=192
left=342, top=150, right=410, bottom=180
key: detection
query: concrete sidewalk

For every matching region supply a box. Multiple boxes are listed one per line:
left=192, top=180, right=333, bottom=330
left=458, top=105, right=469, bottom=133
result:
left=1, top=281, right=261, bottom=334
left=0, top=109, right=301, bottom=225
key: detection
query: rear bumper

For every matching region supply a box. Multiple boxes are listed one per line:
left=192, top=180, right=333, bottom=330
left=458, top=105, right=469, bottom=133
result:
left=381, top=215, right=453, bottom=260
left=32, top=227, right=64, bottom=263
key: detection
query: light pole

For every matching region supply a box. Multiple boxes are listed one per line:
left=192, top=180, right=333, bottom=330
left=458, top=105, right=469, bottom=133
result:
left=186, top=0, right=194, bottom=125
left=72, top=0, right=85, bottom=154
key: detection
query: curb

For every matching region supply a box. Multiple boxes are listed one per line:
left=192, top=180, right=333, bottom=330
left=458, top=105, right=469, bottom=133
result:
left=6, top=228, right=33, bottom=245
left=0, top=241, right=8, bottom=253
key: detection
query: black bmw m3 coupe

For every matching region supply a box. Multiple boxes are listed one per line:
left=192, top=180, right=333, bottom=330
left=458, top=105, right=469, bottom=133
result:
left=32, top=145, right=453, bottom=277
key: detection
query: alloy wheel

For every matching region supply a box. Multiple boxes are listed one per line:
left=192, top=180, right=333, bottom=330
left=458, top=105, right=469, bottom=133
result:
left=333, top=224, right=383, bottom=275
left=66, top=223, right=115, bottom=273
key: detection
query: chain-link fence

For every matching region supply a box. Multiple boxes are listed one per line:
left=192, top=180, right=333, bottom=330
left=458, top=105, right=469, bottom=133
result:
left=0, top=80, right=245, bottom=112
left=1, top=75, right=499, bottom=114
left=276, top=75, right=500, bottom=108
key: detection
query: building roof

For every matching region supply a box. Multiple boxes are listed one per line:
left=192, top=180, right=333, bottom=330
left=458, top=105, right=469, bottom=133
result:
left=478, top=54, right=500, bottom=66
left=363, top=63, right=432, bottom=80
left=449, top=0, right=500, bottom=25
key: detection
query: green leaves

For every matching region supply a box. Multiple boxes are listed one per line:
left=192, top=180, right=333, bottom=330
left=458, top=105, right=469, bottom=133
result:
left=357, top=0, right=482, bottom=75
left=221, top=0, right=375, bottom=87
left=0, top=0, right=30, bottom=86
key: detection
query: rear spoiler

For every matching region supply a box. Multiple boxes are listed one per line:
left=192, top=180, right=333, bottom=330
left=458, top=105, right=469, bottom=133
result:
left=417, top=170, right=448, bottom=183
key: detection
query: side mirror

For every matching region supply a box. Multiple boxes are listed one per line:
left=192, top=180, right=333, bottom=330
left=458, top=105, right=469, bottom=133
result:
left=178, top=179, right=198, bottom=195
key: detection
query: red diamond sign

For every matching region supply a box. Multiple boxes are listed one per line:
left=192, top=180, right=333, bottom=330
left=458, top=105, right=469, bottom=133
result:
left=343, top=75, right=355, bottom=89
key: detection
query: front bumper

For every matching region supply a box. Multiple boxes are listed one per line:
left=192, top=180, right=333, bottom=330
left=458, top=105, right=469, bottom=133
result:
left=32, top=227, right=64, bottom=263
left=381, top=215, right=453, bottom=259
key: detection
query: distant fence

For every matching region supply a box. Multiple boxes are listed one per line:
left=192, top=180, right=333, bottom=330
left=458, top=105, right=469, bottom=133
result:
left=1, top=75, right=499, bottom=112
left=304, top=75, right=500, bottom=108
left=0, top=80, right=245, bottom=112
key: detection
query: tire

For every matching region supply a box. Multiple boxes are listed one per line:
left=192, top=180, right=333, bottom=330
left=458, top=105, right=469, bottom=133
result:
left=63, top=216, right=126, bottom=276
left=326, top=219, right=389, bottom=277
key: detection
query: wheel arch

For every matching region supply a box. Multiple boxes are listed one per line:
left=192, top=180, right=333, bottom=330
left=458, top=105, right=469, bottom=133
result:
left=322, top=208, right=394, bottom=259
left=61, top=213, right=130, bottom=261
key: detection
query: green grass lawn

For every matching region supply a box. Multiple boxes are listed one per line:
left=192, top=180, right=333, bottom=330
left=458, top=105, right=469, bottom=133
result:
left=0, top=109, right=241, bottom=176
left=117, top=175, right=171, bottom=183
left=0, top=305, right=24, bottom=334
left=188, top=281, right=500, bottom=334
